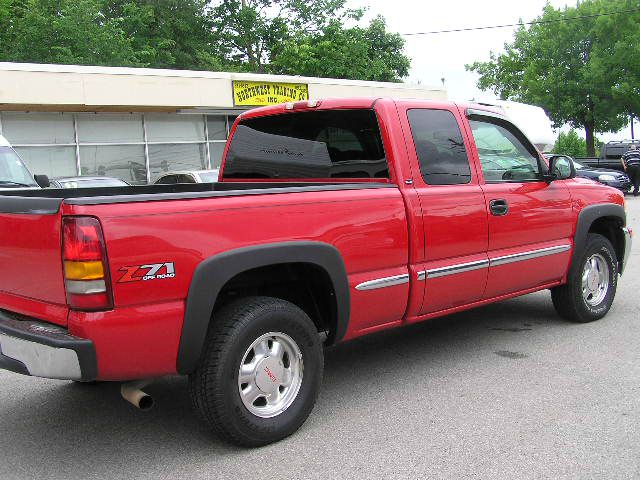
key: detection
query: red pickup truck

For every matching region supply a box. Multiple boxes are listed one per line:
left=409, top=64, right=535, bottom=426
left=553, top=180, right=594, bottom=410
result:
left=0, top=98, right=633, bottom=447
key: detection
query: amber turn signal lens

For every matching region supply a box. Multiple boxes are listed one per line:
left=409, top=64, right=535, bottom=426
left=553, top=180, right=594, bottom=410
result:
left=64, top=260, right=104, bottom=281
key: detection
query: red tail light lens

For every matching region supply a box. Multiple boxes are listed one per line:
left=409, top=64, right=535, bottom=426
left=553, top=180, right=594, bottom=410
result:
left=62, top=216, right=113, bottom=311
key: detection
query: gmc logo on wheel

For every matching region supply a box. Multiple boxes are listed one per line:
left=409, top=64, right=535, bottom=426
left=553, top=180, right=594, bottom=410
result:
left=118, top=262, right=175, bottom=283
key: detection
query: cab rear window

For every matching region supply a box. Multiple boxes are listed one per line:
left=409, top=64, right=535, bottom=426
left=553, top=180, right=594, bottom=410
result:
left=223, top=109, right=388, bottom=179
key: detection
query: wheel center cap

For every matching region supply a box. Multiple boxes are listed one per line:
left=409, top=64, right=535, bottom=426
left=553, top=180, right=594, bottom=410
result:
left=255, top=356, right=284, bottom=394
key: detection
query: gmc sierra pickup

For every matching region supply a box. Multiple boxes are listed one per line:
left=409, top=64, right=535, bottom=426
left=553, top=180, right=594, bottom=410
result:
left=0, top=98, right=633, bottom=447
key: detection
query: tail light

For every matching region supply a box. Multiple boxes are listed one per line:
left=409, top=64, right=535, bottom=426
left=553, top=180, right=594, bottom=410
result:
left=62, top=216, right=113, bottom=311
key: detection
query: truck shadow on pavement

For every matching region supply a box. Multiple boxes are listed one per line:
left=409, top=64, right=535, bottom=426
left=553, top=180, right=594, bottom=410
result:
left=0, top=291, right=570, bottom=476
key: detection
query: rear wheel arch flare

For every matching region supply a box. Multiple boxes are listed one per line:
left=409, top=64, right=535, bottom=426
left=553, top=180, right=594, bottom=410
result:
left=177, top=241, right=349, bottom=374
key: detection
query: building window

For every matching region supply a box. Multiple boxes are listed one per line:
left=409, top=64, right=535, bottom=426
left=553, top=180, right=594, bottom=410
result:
left=77, top=113, right=144, bottom=144
left=1, top=112, right=75, bottom=144
left=14, top=146, right=78, bottom=178
left=0, top=112, right=237, bottom=183
left=80, top=145, right=147, bottom=184
left=149, top=144, right=208, bottom=181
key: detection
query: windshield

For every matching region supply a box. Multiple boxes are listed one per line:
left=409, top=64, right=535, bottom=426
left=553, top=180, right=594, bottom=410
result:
left=198, top=171, right=219, bottom=183
left=58, top=178, right=128, bottom=188
left=0, top=147, right=38, bottom=187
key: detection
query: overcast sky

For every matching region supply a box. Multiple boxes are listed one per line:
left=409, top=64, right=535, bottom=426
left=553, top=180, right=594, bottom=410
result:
left=358, top=0, right=635, bottom=141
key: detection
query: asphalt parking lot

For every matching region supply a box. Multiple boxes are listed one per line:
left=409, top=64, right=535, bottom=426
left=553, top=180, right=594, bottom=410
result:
left=1, top=196, right=639, bottom=480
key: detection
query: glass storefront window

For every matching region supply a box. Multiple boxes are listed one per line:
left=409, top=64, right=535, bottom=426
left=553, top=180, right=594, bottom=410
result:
left=207, top=116, right=227, bottom=140
left=146, top=114, right=205, bottom=142
left=15, top=146, right=77, bottom=177
left=77, top=114, right=144, bottom=143
left=149, top=143, right=207, bottom=181
left=1, top=112, right=237, bottom=182
left=209, top=142, right=227, bottom=168
left=79, top=145, right=147, bottom=184
left=2, top=113, right=75, bottom=145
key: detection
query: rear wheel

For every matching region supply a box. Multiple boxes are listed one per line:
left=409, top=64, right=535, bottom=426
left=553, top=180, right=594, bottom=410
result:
left=189, top=296, right=323, bottom=447
left=551, top=233, right=618, bottom=322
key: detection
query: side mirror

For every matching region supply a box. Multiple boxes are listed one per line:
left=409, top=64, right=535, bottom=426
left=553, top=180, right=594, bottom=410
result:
left=34, top=174, right=50, bottom=188
left=546, top=155, right=576, bottom=182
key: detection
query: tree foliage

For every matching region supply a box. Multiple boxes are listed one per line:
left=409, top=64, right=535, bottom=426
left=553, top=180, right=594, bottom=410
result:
left=103, top=0, right=222, bottom=70
left=0, top=0, right=411, bottom=82
left=552, top=130, right=588, bottom=158
left=271, top=16, right=410, bottom=81
left=0, top=0, right=139, bottom=66
left=467, top=0, right=640, bottom=155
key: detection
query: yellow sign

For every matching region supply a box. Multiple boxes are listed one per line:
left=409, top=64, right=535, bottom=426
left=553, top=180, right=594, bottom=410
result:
left=233, top=80, right=309, bottom=106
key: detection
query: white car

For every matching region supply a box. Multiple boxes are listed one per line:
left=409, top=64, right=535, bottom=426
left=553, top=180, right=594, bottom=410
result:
left=0, top=135, right=48, bottom=190
left=154, top=169, right=220, bottom=184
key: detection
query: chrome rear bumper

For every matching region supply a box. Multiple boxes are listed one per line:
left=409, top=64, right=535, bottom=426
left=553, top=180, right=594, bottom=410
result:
left=0, top=311, right=96, bottom=381
left=621, top=227, right=633, bottom=274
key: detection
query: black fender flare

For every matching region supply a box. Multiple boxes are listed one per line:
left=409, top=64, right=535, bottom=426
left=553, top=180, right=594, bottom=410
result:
left=572, top=203, right=626, bottom=270
left=176, top=241, right=349, bottom=374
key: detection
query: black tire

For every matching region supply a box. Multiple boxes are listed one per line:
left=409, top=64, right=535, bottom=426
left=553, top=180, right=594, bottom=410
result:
left=188, top=296, right=323, bottom=447
left=551, top=233, right=618, bottom=323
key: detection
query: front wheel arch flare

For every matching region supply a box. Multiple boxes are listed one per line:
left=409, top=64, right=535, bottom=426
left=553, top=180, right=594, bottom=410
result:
left=177, top=241, right=349, bottom=374
left=572, top=203, right=625, bottom=271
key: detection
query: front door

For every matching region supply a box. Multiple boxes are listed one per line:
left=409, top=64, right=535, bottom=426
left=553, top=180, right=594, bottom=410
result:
left=465, top=111, right=574, bottom=298
left=398, top=105, right=489, bottom=318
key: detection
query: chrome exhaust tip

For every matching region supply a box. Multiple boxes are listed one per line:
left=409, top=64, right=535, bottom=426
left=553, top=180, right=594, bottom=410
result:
left=121, top=380, right=154, bottom=411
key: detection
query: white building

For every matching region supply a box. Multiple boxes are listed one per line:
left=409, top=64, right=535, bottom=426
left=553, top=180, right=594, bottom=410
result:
left=0, top=62, right=446, bottom=183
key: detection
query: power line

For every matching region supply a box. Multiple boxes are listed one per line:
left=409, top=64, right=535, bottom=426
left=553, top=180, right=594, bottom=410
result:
left=401, top=8, right=640, bottom=36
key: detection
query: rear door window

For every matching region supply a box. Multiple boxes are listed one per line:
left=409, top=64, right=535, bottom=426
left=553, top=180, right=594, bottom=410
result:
left=224, top=109, right=388, bottom=179
left=407, top=109, right=471, bottom=185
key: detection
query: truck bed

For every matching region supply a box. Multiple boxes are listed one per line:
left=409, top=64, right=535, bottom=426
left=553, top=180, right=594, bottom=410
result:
left=0, top=181, right=393, bottom=214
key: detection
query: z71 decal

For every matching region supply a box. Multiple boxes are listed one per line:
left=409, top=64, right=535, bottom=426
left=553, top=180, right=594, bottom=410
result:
left=118, top=262, right=176, bottom=283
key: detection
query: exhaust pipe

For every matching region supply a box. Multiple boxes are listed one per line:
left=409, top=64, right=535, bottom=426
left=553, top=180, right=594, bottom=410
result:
left=121, top=380, right=154, bottom=410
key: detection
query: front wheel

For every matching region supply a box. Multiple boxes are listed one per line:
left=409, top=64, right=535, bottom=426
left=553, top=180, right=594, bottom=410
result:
left=189, top=296, right=323, bottom=447
left=551, top=233, right=618, bottom=323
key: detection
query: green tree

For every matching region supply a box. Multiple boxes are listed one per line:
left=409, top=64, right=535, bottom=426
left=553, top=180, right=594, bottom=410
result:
left=552, top=130, right=588, bottom=158
left=467, top=0, right=637, bottom=155
left=598, top=1, right=640, bottom=120
left=209, top=0, right=362, bottom=73
left=0, top=0, right=140, bottom=66
left=102, top=0, right=223, bottom=70
left=208, top=0, right=410, bottom=80
left=271, top=16, right=409, bottom=81
left=0, top=0, right=411, bottom=82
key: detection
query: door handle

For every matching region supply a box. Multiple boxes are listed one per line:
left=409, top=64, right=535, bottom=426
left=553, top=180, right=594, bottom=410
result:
left=489, top=199, right=509, bottom=216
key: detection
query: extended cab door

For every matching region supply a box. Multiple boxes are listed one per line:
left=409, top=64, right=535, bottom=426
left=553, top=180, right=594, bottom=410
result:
left=463, top=109, right=574, bottom=298
left=397, top=104, right=489, bottom=318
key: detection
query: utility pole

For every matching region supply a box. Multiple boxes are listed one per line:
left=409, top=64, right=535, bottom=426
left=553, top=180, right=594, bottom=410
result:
left=631, top=114, right=635, bottom=140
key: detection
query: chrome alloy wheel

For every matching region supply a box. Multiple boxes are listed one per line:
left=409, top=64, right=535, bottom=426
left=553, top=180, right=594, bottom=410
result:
left=581, top=253, right=610, bottom=307
left=237, top=332, right=303, bottom=418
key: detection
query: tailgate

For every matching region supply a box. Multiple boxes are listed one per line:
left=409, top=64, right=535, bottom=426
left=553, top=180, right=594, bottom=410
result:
left=0, top=196, right=68, bottom=325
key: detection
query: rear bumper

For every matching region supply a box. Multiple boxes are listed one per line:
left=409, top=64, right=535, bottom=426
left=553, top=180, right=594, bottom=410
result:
left=0, top=310, right=96, bottom=381
left=621, top=227, right=633, bottom=274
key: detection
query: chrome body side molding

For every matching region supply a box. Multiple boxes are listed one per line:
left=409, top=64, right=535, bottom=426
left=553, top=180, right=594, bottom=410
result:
left=417, top=244, right=572, bottom=280
left=355, top=274, right=410, bottom=291
left=426, top=259, right=489, bottom=279
left=489, top=244, right=571, bottom=267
